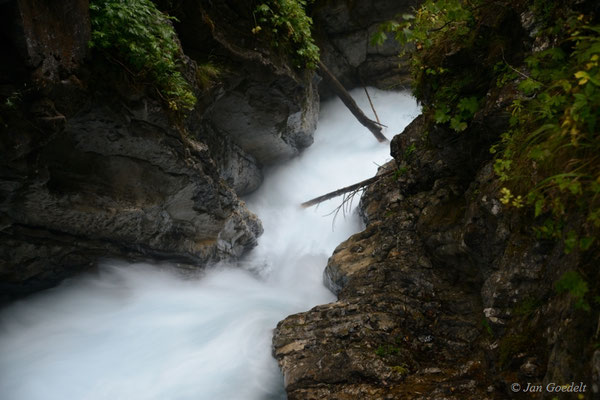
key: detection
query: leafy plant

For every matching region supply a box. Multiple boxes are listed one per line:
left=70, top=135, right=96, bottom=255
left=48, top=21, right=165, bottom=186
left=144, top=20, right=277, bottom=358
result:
left=555, top=270, right=590, bottom=311
left=196, top=61, right=221, bottom=89
left=493, top=19, right=600, bottom=248
left=89, top=0, right=196, bottom=111
left=481, top=318, right=494, bottom=337
left=373, top=0, right=482, bottom=132
left=380, top=0, right=599, bottom=251
left=252, top=0, right=319, bottom=69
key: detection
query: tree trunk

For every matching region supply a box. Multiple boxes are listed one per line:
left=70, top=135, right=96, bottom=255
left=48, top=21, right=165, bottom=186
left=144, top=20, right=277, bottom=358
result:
left=318, top=60, right=388, bottom=143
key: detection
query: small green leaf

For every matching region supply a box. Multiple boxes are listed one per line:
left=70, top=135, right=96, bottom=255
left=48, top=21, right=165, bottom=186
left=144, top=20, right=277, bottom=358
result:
left=434, top=106, right=450, bottom=123
left=457, top=96, right=479, bottom=116
left=563, top=230, right=578, bottom=254
left=450, top=117, right=467, bottom=132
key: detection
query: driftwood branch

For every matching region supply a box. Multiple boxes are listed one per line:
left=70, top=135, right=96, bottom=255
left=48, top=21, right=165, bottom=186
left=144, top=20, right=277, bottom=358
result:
left=301, top=169, right=395, bottom=208
left=318, top=60, right=388, bottom=142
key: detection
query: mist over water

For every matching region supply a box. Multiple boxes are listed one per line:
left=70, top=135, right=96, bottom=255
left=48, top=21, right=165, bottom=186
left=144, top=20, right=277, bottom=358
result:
left=0, top=89, right=419, bottom=400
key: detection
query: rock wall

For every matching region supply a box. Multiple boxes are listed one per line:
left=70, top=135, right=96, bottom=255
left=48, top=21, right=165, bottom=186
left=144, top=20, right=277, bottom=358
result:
left=171, top=0, right=320, bottom=193
left=273, top=4, right=599, bottom=395
left=0, top=0, right=321, bottom=301
left=313, top=0, right=419, bottom=97
left=274, top=104, right=596, bottom=399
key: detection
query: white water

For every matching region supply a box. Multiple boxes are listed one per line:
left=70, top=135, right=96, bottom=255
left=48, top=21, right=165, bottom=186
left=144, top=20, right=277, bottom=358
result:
left=0, top=89, right=419, bottom=400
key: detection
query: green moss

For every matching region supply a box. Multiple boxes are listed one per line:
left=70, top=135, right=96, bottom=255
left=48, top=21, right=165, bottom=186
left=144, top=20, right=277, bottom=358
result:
left=391, top=364, right=409, bottom=375
left=555, top=270, right=591, bottom=311
left=375, top=344, right=401, bottom=357
left=513, top=297, right=541, bottom=317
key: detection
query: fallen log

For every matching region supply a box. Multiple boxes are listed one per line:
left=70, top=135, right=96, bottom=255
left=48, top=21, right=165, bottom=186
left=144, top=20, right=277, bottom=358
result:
left=301, top=169, right=395, bottom=208
left=318, top=60, right=388, bottom=143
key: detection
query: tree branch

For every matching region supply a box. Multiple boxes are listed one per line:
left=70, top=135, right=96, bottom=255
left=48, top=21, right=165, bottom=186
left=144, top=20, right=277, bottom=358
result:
left=301, top=169, right=395, bottom=208
left=318, top=60, right=388, bottom=142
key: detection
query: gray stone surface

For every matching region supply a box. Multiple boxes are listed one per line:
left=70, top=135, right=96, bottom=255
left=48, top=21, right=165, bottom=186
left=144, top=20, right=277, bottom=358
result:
left=313, top=0, right=418, bottom=97
left=0, top=95, right=262, bottom=299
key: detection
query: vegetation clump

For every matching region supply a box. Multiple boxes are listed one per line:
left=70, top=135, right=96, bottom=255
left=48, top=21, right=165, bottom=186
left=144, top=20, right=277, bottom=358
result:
left=372, top=0, right=483, bottom=132
left=377, top=0, right=599, bottom=252
left=89, top=0, right=196, bottom=111
left=493, top=20, right=599, bottom=251
left=252, top=0, right=320, bottom=69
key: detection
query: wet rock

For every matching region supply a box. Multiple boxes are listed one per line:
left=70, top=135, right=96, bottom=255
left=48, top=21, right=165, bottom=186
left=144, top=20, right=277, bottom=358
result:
left=171, top=0, right=320, bottom=176
left=0, top=0, right=266, bottom=300
left=12, top=0, right=90, bottom=84
left=274, top=155, right=492, bottom=398
left=274, top=49, right=597, bottom=397
left=313, top=0, right=417, bottom=97
left=204, top=72, right=319, bottom=165
left=0, top=95, right=262, bottom=300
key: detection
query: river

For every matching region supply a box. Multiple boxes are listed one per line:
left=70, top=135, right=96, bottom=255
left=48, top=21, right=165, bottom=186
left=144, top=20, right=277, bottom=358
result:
left=0, top=88, right=419, bottom=400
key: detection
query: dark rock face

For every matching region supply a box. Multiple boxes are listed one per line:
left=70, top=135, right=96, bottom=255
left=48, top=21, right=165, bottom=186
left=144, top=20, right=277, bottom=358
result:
left=204, top=71, right=319, bottom=166
left=170, top=0, right=320, bottom=193
left=0, top=0, right=326, bottom=300
left=274, top=84, right=596, bottom=398
left=313, top=0, right=419, bottom=97
left=13, top=0, right=91, bottom=83
left=0, top=83, right=263, bottom=299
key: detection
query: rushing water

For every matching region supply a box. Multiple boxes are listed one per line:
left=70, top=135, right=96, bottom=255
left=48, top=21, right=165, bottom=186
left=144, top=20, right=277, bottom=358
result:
left=0, top=89, right=419, bottom=400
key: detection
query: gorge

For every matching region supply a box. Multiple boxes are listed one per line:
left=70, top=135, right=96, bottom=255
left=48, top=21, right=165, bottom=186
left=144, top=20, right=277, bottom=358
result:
left=0, top=89, right=419, bottom=400
left=1, top=0, right=599, bottom=399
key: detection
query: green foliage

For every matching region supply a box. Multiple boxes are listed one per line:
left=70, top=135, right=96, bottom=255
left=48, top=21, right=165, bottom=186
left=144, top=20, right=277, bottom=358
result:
left=394, top=166, right=408, bottom=179
left=195, top=61, right=221, bottom=90
left=374, top=0, right=482, bottom=132
left=253, top=0, right=319, bottom=69
left=404, top=143, right=417, bottom=159
left=4, top=91, right=22, bottom=110
left=513, top=297, right=541, bottom=317
left=89, top=0, right=196, bottom=111
left=481, top=318, right=494, bottom=337
left=381, top=0, right=599, bottom=251
left=555, top=270, right=590, bottom=311
left=494, top=19, right=600, bottom=248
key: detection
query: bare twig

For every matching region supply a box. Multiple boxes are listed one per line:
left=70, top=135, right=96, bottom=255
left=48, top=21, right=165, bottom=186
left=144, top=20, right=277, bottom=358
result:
left=363, top=86, right=381, bottom=125
left=324, top=183, right=366, bottom=230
